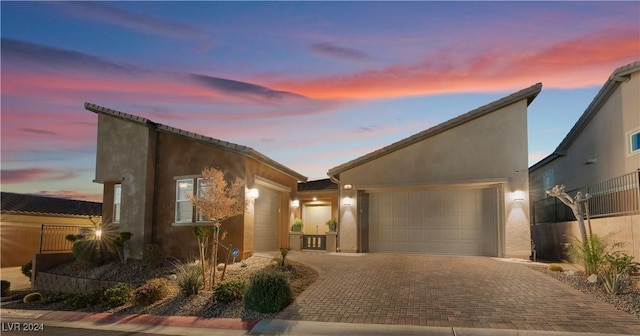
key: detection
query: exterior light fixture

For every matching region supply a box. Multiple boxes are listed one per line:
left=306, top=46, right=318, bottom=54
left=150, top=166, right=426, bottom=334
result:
left=513, top=190, right=525, bottom=201
left=343, top=197, right=353, bottom=206
left=292, top=200, right=300, bottom=208
left=95, top=229, right=102, bottom=240
left=248, top=188, right=259, bottom=199
left=344, top=184, right=353, bottom=190
left=313, top=197, right=317, bottom=201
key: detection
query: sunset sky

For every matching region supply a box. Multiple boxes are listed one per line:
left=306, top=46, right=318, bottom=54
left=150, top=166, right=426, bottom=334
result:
left=1, top=1, right=639, bottom=202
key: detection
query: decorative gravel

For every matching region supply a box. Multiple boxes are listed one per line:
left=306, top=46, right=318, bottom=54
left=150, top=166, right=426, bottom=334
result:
left=4, top=254, right=319, bottom=320
left=528, top=263, right=640, bottom=317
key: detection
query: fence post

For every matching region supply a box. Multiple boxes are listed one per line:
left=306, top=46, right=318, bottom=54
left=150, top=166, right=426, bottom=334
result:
left=39, top=224, right=45, bottom=254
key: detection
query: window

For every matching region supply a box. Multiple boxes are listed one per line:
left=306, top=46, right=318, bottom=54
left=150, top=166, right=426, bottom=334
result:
left=543, top=170, right=554, bottom=198
left=113, top=184, right=121, bottom=223
left=629, top=130, right=640, bottom=155
left=175, top=177, right=214, bottom=224
left=175, top=179, right=194, bottom=223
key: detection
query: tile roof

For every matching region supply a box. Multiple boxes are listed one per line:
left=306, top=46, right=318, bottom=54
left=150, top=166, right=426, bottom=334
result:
left=298, top=179, right=339, bottom=192
left=85, top=103, right=307, bottom=182
left=1, top=192, right=102, bottom=217
left=530, top=61, right=640, bottom=171
left=328, top=83, right=542, bottom=178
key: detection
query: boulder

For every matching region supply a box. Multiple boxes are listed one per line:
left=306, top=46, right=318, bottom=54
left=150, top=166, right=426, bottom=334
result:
left=587, top=274, right=599, bottom=283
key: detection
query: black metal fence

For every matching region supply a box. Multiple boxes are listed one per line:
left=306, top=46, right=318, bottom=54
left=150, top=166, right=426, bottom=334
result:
left=302, top=234, right=326, bottom=250
left=39, top=224, right=92, bottom=253
left=533, top=170, right=640, bottom=224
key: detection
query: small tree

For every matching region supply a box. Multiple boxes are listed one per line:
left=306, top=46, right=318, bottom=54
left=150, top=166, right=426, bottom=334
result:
left=188, top=167, right=244, bottom=289
left=546, top=185, right=589, bottom=243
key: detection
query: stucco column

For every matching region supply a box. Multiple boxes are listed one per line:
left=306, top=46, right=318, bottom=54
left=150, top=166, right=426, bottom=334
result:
left=339, top=187, right=357, bottom=253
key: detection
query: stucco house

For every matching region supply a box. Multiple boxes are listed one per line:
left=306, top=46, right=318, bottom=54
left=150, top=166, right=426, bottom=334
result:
left=0, top=192, right=101, bottom=267
left=328, top=83, right=542, bottom=258
left=85, top=103, right=307, bottom=261
left=529, top=61, right=640, bottom=261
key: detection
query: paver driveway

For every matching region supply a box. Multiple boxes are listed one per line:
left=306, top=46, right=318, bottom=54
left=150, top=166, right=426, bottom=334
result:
left=278, top=252, right=640, bottom=334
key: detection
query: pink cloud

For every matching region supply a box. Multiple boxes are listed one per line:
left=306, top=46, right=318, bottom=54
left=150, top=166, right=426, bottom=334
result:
left=36, top=190, right=103, bottom=203
left=1, top=168, right=79, bottom=184
left=267, top=27, right=639, bottom=99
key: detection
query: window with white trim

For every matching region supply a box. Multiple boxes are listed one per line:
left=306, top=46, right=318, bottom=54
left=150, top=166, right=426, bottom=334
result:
left=543, top=170, right=554, bottom=198
left=113, top=184, right=122, bottom=223
left=175, top=179, right=194, bottom=223
left=629, top=130, right=640, bottom=155
left=175, top=177, right=214, bottom=224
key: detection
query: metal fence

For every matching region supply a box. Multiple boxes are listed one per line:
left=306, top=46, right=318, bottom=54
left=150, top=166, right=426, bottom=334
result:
left=533, top=170, right=640, bottom=224
left=302, top=234, right=326, bottom=250
left=39, top=224, right=92, bottom=253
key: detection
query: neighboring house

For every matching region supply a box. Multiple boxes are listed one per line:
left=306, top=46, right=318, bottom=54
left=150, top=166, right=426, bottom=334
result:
left=295, top=179, right=339, bottom=235
left=0, top=192, right=102, bottom=267
left=328, top=83, right=542, bottom=258
left=85, top=103, right=307, bottom=261
left=529, top=61, right=640, bottom=261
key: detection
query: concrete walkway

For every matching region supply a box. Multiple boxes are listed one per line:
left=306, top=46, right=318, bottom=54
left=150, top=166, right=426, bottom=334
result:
left=1, top=252, right=639, bottom=335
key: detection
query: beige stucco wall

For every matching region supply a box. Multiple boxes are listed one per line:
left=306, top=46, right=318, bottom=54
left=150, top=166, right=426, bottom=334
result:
left=94, top=114, right=155, bottom=259
left=531, top=215, right=640, bottom=262
left=337, top=99, right=531, bottom=257
left=530, top=71, right=640, bottom=202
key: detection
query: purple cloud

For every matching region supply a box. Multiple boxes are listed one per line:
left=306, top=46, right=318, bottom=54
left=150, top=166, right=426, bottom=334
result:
left=311, top=42, right=370, bottom=61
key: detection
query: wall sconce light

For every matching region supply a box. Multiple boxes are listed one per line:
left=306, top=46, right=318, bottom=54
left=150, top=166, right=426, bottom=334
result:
left=513, top=190, right=525, bottom=201
left=343, top=197, right=353, bottom=206
left=291, top=200, right=300, bottom=208
left=95, top=229, right=102, bottom=240
left=248, top=188, right=259, bottom=199
left=344, top=184, right=353, bottom=190
left=312, top=197, right=317, bottom=201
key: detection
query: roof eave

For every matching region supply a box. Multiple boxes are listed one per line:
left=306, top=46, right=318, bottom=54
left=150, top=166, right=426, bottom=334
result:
left=328, top=83, right=542, bottom=177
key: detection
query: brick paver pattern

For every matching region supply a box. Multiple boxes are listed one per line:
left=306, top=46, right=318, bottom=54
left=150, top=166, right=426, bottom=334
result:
left=278, top=252, right=640, bottom=334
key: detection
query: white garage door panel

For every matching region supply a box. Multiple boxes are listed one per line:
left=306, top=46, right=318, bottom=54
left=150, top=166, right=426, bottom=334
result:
left=369, top=188, right=498, bottom=256
left=254, top=187, right=279, bottom=252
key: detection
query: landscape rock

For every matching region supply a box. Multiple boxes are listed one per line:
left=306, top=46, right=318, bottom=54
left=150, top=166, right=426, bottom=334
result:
left=565, top=270, right=576, bottom=276
left=588, top=274, right=599, bottom=283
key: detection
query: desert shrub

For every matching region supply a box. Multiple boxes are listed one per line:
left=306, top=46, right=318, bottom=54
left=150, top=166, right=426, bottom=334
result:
left=244, top=268, right=292, bottom=313
left=547, top=264, right=564, bottom=272
left=173, top=260, right=203, bottom=295
left=273, top=248, right=289, bottom=267
left=103, top=283, right=136, bottom=307
left=567, top=234, right=622, bottom=276
left=214, top=279, right=246, bottom=304
left=21, top=260, right=32, bottom=279
left=600, top=251, right=640, bottom=295
left=133, top=278, right=171, bottom=306
left=41, top=292, right=68, bottom=304
left=143, top=244, right=161, bottom=268
left=72, top=240, right=111, bottom=266
left=64, top=289, right=105, bottom=309
left=1, top=280, right=10, bottom=297
left=22, top=292, right=41, bottom=303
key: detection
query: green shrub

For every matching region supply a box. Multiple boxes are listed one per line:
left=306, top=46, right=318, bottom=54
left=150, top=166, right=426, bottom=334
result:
left=1, top=280, right=11, bottom=297
left=174, top=261, right=203, bottom=296
left=103, top=283, right=135, bottom=307
left=273, top=248, right=289, bottom=267
left=21, top=260, right=32, bottom=279
left=600, top=251, right=640, bottom=295
left=214, top=279, right=246, bottom=304
left=244, top=269, right=292, bottom=313
left=72, top=240, right=111, bottom=265
left=133, top=278, right=171, bottom=306
left=143, top=244, right=161, bottom=268
left=64, top=289, right=105, bottom=309
left=547, top=264, right=564, bottom=272
left=65, top=234, right=80, bottom=243
left=567, top=234, right=622, bottom=276
left=41, top=292, right=68, bottom=304
left=23, top=292, right=41, bottom=303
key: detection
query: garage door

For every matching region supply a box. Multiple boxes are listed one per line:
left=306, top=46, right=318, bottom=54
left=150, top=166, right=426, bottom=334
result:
left=254, top=187, right=280, bottom=252
left=368, top=187, right=497, bottom=256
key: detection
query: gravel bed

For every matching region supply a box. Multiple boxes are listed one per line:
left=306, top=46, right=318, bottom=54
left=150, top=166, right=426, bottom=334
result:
left=528, top=264, right=640, bottom=317
left=3, top=254, right=319, bottom=320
